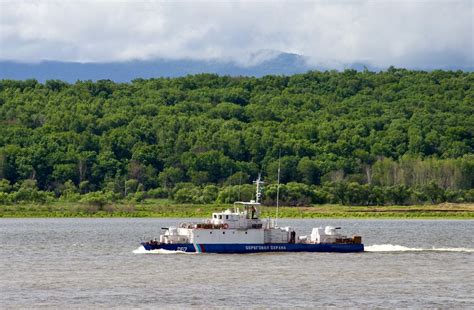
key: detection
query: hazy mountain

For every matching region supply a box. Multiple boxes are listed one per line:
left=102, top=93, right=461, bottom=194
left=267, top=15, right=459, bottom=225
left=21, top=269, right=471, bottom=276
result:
left=0, top=52, right=381, bottom=82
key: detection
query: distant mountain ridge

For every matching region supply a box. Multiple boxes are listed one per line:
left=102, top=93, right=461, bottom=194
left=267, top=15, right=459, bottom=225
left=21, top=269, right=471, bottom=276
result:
left=0, top=52, right=380, bottom=83
left=3, top=51, right=471, bottom=83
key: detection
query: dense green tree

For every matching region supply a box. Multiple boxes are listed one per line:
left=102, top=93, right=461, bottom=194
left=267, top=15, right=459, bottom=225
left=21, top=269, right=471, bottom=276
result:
left=0, top=178, right=11, bottom=193
left=158, top=167, right=185, bottom=189
left=0, top=69, right=473, bottom=205
left=297, top=157, right=321, bottom=185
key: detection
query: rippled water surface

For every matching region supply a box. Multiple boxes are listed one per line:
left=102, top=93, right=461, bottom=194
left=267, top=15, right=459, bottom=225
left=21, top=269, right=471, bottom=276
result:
left=1, top=218, right=473, bottom=308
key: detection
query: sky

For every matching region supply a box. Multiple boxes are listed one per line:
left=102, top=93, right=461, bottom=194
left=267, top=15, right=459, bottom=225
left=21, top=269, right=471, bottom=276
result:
left=0, top=0, right=473, bottom=69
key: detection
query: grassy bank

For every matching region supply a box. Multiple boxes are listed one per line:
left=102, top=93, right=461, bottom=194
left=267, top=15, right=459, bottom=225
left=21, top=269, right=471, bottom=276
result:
left=0, top=200, right=473, bottom=219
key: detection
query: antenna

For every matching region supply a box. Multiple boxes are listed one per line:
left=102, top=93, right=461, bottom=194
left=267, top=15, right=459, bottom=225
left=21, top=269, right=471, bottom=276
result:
left=276, top=150, right=281, bottom=227
left=228, top=168, right=233, bottom=204
left=238, top=171, right=242, bottom=201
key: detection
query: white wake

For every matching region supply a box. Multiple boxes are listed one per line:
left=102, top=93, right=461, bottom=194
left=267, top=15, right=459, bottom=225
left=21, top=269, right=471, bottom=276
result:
left=365, top=244, right=474, bottom=253
left=133, top=246, right=194, bottom=254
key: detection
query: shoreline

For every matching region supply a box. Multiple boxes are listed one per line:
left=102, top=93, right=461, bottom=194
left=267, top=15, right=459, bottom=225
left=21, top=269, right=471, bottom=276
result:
left=1, top=202, right=473, bottom=219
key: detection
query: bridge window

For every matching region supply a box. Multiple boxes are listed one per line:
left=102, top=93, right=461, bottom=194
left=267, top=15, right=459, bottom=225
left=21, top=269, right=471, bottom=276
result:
left=218, top=215, right=222, bottom=219
left=213, top=215, right=217, bottom=219
left=226, top=215, right=229, bottom=219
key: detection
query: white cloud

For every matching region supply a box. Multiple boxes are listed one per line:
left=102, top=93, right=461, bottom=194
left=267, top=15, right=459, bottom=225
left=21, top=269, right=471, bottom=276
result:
left=0, top=0, right=472, bottom=68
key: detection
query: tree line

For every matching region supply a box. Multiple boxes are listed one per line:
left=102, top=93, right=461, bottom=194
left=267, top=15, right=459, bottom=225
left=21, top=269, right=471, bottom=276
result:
left=0, top=68, right=473, bottom=206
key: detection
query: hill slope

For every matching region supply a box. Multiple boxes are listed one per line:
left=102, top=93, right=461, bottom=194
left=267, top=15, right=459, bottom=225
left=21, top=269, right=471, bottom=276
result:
left=0, top=69, right=473, bottom=205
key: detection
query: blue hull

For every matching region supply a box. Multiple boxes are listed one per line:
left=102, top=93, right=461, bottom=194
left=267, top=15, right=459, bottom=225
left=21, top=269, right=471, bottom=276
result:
left=141, top=242, right=364, bottom=253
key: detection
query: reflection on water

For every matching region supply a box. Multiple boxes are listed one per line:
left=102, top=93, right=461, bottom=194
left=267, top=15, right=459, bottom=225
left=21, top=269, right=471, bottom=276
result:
left=1, top=218, right=473, bottom=308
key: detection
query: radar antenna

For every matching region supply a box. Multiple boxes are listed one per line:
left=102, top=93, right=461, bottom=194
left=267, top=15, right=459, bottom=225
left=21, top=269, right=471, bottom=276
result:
left=253, top=173, right=264, bottom=203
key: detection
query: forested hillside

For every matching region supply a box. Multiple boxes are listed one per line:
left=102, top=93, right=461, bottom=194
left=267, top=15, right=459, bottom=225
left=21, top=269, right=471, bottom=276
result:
left=1, top=68, right=473, bottom=206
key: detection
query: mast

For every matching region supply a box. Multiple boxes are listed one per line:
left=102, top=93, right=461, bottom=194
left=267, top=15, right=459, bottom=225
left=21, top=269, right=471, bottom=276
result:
left=253, top=173, right=264, bottom=203
left=276, top=150, right=281, bottom=227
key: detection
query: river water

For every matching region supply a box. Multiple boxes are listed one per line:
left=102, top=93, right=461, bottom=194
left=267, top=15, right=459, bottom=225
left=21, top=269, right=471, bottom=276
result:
left=1, top=218, right=473, bottom=308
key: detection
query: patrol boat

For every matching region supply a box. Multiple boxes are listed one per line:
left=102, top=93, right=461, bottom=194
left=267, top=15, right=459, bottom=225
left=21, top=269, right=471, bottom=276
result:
left=141, top=176, right=364, bottom=253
